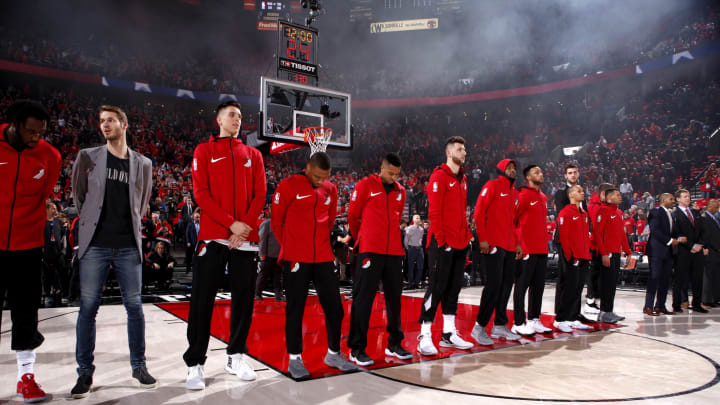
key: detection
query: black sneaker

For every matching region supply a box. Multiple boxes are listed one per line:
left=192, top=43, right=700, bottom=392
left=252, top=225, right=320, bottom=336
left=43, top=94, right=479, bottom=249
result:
left=385, top=344, right=413, bottom=360
left=577, top=314, right=596, bottom=324
left=71, top=375, right=93, bottom=399
left=132, top=366, right=157, bottom=389
left=348, top=349, right=374, bottom=366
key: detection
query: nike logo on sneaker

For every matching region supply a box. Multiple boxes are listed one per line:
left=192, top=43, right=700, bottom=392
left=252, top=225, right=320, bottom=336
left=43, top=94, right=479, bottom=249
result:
left=244, top=158, right=251, bottom=167
left=211, top=157, right=226, bottom=163
left=530, top=201, right=539, bottom=205
left=370, top=191, right=382, bottom=197
left=296, top=194, right=311, bottom=200
left=500, top=193, right=509, bottom=197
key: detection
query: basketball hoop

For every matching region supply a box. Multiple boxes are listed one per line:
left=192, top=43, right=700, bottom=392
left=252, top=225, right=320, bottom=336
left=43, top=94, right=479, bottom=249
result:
left=303, top=126, right=332, bottom=156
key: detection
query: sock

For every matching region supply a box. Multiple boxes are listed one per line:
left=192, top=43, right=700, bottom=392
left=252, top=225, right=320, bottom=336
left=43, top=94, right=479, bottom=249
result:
left=420, top=322, right=432, bottom=336
left=327, top=349, right=338, bottom=355
left=289, top=354, right=301, bottom=361
left=442, top=314, right=456, bottom=333
left=17, top=350, right=36, bottom=382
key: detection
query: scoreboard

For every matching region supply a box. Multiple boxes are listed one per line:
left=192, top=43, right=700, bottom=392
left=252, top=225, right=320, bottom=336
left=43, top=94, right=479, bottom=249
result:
left=277, top=20, right=319, bottom=85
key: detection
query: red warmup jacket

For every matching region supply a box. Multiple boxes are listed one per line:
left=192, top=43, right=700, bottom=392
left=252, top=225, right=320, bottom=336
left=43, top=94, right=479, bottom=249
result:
left=474, top=175, right=518, bottom=252
left=271, top=173, right=337, bottom=263
left=558, top=204, right=591, bottom=261
left=588, top=199, right=606, bottom=251
left=0, top=123, right=62, bottom=251
left=593, top=204, right=632, bottom=256
left=514, top=186, right=548, bottom=254
left=348, top=174, right=406, bottom=256
left=192, top=135, right=266, bottom=242
left=426, top=164, right=472, bottom=249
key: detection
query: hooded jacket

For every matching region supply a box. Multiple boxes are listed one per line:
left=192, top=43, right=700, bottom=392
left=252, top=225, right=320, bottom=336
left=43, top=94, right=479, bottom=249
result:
left=474, top=159, right=519, bottom=252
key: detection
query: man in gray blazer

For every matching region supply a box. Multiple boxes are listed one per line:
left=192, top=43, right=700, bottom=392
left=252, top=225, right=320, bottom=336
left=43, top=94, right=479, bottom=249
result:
left=70, top=105, right=155, bottom=398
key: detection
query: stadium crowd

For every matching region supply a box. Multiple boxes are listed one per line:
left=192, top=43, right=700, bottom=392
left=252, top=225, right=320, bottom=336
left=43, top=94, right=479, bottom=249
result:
left=1, top=4, right=717, bottom=99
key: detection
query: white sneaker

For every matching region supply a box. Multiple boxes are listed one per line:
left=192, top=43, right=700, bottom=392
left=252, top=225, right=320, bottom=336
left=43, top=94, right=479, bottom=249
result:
left=439, top=330, right=474, bottom=349
left=186, top=365, right=205, bottom=390
left=416, top=334, right=438, bottom=356
left=553, top=321, right=573, bottom=333
left=225, top=354, right=257, bottom=381
left=570, top=320, right=592, bottom=330
left=584, top=303, right=600, bottom=315
left=510, top=323, right=536, bottom=337
left=530, top=319, right=552, bottom=334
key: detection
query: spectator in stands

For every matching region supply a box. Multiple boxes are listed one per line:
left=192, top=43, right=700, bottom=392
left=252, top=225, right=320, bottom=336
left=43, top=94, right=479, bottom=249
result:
left=331, top=220, right=351, bottom=282
left=185, top=211, right=200, bottom=274
left=620, top=178, right=633, bottom=200
left=178, top=195, right=195, bottom=242
left=144, top=241, right=176, bottom=290
left=42, top=200, right=66, bottom=307
left=256, top=215, right=284, bottom=301
left=152, top=211, right=173, bottom=245
left=404, top=214, right=425, bottom=290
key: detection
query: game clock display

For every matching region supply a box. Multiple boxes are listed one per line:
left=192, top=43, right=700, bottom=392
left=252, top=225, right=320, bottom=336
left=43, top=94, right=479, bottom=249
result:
left=278, top=20, right=318, bottom=84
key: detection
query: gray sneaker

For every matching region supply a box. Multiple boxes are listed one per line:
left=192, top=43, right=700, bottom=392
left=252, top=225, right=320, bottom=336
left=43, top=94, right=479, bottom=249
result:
left=324, top=352, right=359, bottom=372
left=609, top=312, right=625, bottom=321
left=471, top=323, right=494, bottom=346
left=491, top=325, right=521, bottom=341
left=288, top=358, right=311, bottom=380
left=599, top=311, right=623, bottom=324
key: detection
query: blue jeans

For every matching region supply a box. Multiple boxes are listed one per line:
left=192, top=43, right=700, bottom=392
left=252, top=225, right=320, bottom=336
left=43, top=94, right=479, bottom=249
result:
left=76, top=247, right=146, bottom=376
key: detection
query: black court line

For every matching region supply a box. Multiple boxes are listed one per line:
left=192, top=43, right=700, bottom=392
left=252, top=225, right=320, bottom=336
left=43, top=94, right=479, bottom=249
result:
left=367, top=330, right=720, bottom=402
left=1, top=310, right=78, bottom=335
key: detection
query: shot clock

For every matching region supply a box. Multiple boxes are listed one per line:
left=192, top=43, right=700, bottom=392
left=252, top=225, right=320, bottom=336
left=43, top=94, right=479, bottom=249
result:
left=277, top=20, right=318, bottom=85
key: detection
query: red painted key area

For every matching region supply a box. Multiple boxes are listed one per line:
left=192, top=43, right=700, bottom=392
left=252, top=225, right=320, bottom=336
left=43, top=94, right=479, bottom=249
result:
left=157, top=294, right=621, bottom=380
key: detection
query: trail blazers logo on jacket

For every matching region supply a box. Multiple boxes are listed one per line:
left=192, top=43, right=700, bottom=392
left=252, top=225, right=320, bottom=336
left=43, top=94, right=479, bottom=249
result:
left=274, top=192, right=280, bottom=204
left=361, top=258, right=372, bottom=269
left=197, top=242, right=207, bottom=257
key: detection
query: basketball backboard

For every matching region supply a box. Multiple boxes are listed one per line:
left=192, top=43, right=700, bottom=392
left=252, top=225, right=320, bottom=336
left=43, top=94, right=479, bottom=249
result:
left=258, top=76, right=352, bottom=150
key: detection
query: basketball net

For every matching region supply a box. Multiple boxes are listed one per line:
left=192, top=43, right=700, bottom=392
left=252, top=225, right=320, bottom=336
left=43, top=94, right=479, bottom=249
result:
left=303, top=127, right=332, bottom=157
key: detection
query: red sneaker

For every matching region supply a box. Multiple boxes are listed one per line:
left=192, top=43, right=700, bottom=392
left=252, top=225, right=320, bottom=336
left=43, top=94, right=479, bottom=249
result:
left=16, top=373, right=46, bottom=403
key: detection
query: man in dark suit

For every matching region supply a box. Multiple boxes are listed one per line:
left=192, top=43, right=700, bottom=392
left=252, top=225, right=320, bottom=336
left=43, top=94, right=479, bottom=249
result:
left=644, top=193, right=684, bottom=315
left=672, top=189, right=707, bottom=313
left=700, top=199, right=720, bottom=306
left=185, top=211, right=200, bottom=274
left=179, top=195, right=195, bottom=242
